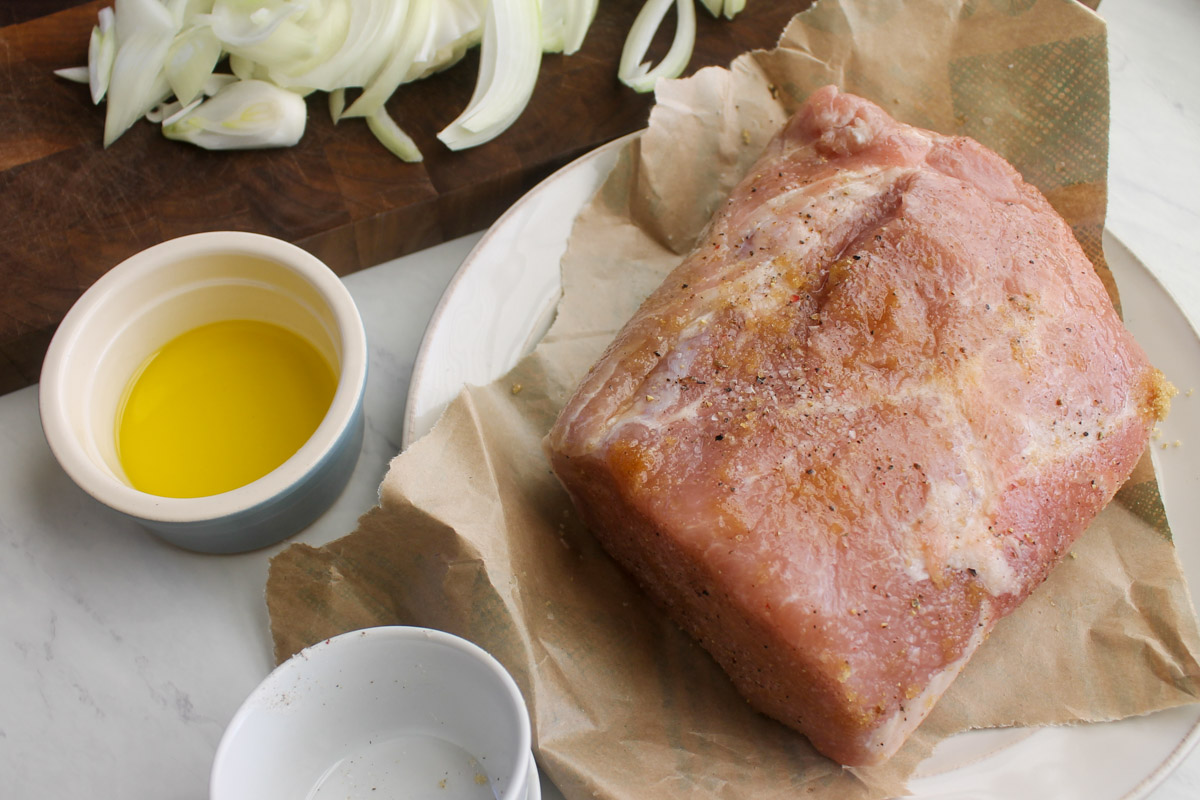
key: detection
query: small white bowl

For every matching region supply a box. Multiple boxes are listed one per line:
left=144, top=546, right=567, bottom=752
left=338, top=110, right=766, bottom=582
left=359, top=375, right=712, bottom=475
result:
left=210, top=626, right=537, bottom=800
left=38, top=231, right=368, bottom=554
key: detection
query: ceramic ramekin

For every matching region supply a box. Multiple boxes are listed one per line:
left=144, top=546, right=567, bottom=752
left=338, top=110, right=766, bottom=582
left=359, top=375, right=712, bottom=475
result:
left=38, top=231, right=367, bottom=554
left=210, top=626, right=537, bottom=800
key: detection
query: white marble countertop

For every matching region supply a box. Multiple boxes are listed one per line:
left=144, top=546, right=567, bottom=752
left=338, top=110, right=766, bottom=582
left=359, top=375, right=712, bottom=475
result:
left=2, top=0, right=1197, bottom=797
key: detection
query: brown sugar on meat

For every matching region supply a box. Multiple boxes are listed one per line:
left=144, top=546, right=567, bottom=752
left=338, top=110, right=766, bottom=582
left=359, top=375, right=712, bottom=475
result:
left=544, top=85, right=1173, bottom=766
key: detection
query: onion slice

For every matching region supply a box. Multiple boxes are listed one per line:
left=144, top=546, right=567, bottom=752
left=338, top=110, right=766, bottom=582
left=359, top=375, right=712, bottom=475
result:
left=562, top=0, right=599, bottom=54
left=162, top=78, right=307, bottom=149
left=343, top=0, right=432, bottom=119
left=88, top=6, right=117, bottom=104
left=272, top=0, right=409, bottom=92
left=328, top=87, right=347, bottom=123
left=165, top=22, right=223, bottom=105
left=103, top=0, right=180, bottom=146
left=366, top=107, right=423, bottom=163
left=541, top=0, right=597, bottom=55
left=53, top=66, right=90, bottom=83
left=406, top=0, right=486, bottom=82
left=204, top=0, right=306, bottom=48
left=618, top=0, right=696, bottom=94
left=437, top=0, right=542, bottom=150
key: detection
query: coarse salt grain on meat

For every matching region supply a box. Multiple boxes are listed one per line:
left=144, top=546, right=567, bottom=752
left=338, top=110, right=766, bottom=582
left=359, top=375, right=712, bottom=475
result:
left=544, top=85, right=1173, bottom=766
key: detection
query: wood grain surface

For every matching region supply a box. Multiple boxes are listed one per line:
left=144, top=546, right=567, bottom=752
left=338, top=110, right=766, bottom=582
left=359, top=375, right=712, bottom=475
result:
left=0, top=1, right=811, bottom=395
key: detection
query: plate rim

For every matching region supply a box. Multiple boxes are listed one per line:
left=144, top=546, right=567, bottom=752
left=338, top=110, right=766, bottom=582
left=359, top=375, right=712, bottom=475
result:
left=1104, top=230, right=1200, bottom=798
left=1133, top=717, right=1200, bottom=799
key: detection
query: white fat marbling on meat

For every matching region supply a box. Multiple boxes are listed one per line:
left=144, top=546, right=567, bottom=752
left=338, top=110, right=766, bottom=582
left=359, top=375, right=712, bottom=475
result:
left=896, top=388, right=1015, bottom=595
left=919, top=461, right=1014, bottom=594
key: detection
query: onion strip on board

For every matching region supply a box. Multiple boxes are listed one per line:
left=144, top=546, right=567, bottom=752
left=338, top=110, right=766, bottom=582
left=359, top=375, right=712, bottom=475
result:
left=162, top=78, right=307, bottom=149
left=437, top=0, right=542, bottom=151
left=103, top=0, right=180, bottom=146
left=89, top=6, right=117, bottom=103
left=618, top=0, right=696, bottom=94
left=342, top=0, right=432, bottom=119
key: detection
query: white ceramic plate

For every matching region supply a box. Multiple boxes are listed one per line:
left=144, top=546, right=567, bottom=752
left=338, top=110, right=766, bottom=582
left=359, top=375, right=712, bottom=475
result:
left=403, top=136, right=1200, bottom=799
left=402, top=134, right=637, bottom=447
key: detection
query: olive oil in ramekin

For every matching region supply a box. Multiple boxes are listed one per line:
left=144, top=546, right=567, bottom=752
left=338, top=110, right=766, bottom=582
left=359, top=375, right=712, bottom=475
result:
left=115, top=319, right=337, bottom=498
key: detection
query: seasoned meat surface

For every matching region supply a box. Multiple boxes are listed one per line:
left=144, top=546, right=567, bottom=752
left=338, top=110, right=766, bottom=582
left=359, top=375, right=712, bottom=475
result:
left=544, top=86, right=1171, bottom=766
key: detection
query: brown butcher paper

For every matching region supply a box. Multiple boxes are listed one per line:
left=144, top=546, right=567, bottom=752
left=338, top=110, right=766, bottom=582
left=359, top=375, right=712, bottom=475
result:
left=265, top=1, right=1200, bottom=797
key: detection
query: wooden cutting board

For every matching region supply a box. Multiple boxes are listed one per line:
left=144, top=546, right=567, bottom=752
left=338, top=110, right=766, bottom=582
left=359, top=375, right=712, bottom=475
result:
left=0, top=1, right=810, bottom=395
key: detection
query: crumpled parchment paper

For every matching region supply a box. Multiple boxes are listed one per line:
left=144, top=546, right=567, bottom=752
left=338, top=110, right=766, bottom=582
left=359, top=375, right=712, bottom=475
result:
left=265, top=2, right=1200, bottom=797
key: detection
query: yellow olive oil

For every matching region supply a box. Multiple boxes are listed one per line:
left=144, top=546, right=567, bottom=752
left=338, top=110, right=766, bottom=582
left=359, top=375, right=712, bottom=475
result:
left=116, top=319, right=338, bottom=498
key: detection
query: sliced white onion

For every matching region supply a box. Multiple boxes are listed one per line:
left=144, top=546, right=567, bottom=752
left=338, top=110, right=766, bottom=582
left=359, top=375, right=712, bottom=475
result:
left=210, top=1, right=323, bottom=72
left=88, top=6, right=116, bottom=104
left=540, top=0, right=597, bottom=55
left=437, top=0, right=542, bottom=150
left=343, top=0, right=432, bottom=118
left=104, top=0, right=179, bottom=146
left=165, top=23, right=222, bottom=105
left=53, top=66, right=90, bottom=83
left=562, top=0, right=599, bottom=54
left=366, top=107, right=423, bottom=162
left=328, top=86, right=346, bottom=122
left=272, top=0, right=408, bottom=92
left=406, top=0, right=486, bottom=82
left=540, top=1, right=566, bottom=53
left=618, top=0, right=696, bottom=94
left=162, top=78, right=307, bottom=149
left=204, top=0, right=306, bottom=48
left=70, top=0, right=746, bottom=157
left=165, top=0, right=215, bottom=25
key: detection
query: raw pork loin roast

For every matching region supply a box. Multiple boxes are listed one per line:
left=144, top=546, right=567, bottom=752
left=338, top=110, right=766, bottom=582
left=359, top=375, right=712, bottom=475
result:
left=545, top=86, right=1172, bottom=765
